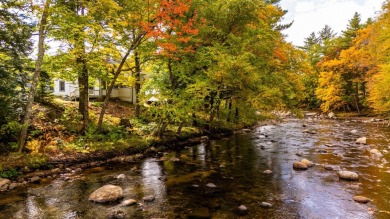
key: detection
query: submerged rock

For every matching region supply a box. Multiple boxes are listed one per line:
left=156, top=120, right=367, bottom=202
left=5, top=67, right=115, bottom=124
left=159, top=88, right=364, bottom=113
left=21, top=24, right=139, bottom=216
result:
left=356, top=137, right=367, bottom=144
left=301, top=159, right=314, bottom=167
left=143, top=195, right=155, bottom=202
left=350, top=130, right=358, bottom=134
left=107, top=210, right=126, bottom=219
left=353, top=196, right=370, bottom=204
left=89, top=185, right=123, bottom=203
left=188, top=207, right=211, bottom=219
left=369, top=149, right=383, bottom=158
left=324, top=166, right=334, bottom=171
left=338, top=171, right=359, bottom=181
left=293, top=162, right=308, bottom=170
left=295, top=152, right=303, bottom=157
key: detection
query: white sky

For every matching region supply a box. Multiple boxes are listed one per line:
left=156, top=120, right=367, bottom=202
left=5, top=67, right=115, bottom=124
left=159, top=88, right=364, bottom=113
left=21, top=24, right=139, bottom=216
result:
left=279, top=0, right=384, bottom=47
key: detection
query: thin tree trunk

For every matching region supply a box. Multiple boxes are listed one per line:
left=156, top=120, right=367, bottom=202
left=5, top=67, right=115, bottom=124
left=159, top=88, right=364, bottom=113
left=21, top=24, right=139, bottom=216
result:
left=77, top=63, right=89, bottom=133
left=176, top=122, right=184, bottom=135
left=227, top=99, right=232, bottom=122
left=75, top=6, right=89, bottom=134
left=97, top=47, right=133, bottom=132
left=18, top=0, right=51, bottom=152
left=354, top=83, right=360, bottom=113
left=235, top=107, right=239, bottom=123
left=134, top=51, right=141, bottom=117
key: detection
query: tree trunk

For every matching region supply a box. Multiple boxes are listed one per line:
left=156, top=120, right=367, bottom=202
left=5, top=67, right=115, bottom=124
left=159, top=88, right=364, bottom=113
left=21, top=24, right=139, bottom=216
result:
left=227, top=99, right=232, bottom=122
left=77, top=63, right=89, bottom=133
left=235, top=107, right=239, bottom=123
left=134, top=51, right=141, bottom=117
left=354, top=82, right=360, bottom=113
left=97, top=47, right=133, bottom=132
left=176, top=122, right=184, bottom=135
left=75, top=6, right=89, bottom=134
left=18, top=0, right=51, bottom=152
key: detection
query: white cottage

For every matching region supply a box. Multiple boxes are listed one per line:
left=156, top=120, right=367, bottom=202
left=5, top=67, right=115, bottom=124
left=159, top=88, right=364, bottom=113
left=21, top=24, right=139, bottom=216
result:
left=52, top=78, right=137, bottom=103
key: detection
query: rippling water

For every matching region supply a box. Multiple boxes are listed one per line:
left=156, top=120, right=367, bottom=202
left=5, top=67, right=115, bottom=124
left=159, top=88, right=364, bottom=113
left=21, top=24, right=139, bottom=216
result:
left=1, top=118, right=390, bottom=218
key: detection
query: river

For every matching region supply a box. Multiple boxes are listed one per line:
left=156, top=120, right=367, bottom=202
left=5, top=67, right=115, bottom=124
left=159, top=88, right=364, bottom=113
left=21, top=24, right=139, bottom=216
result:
left=0, top=118, right=390, bottom=218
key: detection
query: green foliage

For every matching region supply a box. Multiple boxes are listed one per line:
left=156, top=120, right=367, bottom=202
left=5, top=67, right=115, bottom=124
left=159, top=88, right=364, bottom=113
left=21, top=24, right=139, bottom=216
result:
left=27, top=154, right=48, bottom=169
left=0, top=168, right=21, bottom=179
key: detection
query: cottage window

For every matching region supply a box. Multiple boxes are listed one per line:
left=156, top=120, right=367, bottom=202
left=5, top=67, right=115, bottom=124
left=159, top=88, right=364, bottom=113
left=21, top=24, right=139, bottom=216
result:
left=59, top=81, right=65, bottom=92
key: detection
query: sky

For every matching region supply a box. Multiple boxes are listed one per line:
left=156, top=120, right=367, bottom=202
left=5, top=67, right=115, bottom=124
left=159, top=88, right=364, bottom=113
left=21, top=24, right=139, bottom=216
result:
left=279, top=0, right=384, bottom=47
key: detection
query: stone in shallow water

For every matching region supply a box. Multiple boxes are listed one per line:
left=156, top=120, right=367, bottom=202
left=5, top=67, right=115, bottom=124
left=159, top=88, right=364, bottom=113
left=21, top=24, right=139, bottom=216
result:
left=259, top=202, right=273, bottom=208
left=143, top=195, right=155, bottom=202
left=121, top=199, right=137, bottom=206
left=324, top=166, right=333, bottom=171
left=295, top=152, right=303, bottom=157
left=206, top=183, right=217, bottom=188
left=236, top=205, right=248, bottom=215
left=353, top=196, right=370, bottom=204
left=338, top=171, right=359, bottom=181
left=107, top=210, right=126, bottom=219
left=30, top=176, right=40, bottom=183
left=356, top=137, right=367, bottom=144
left=300, top=159, right=314, bottom=167
left=116, top=174, right=126, bottom=179
left=89, top=185, right=123, bottom=203
left=293, top=162, right=308, bottom=170
left=263, top=170, right=272, bottom=174
left=350, top=130, right=358, bottom=134
left=0, top=178, right=10, bottom=191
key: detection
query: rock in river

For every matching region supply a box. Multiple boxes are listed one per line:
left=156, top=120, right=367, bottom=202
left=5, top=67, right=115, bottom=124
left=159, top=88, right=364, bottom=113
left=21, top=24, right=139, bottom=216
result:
left=107, top=210, right=126, bottom=219
left=263, top=170, right=273, bottom=174
left=369, top=149, right=383, bottom=158
left=353, top=196, right=370, bottom=204
left=0, top=178, right=10, bottom=191
left=300, top=159, right=314, bottom=167
left=293, top=162, right=308, bottom=170
left=121, top=199, right=137, bottom=206
left=338, top=171, right=359, bottom=181
left=89, top=185, right=123, bottom=203
left=206, top=183, right=217, bottom=188
left=259, top=202, right=273, bottom=208
left=143, top=195, right=155, bottom=202
left=236, top=205, right=248, bottom=216
left=355, top=137, right=367, bottom=144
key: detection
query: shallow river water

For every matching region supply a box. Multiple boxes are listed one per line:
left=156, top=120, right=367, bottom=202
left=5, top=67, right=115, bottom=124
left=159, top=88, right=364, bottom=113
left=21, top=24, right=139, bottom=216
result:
left=1, top=118, right=390, bottom=219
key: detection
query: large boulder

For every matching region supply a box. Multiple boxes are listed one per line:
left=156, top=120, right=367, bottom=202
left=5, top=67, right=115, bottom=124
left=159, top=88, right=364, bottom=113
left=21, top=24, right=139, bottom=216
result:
left=89, top=185, right=123, bottom=203
left=338, top=171, right=359, bottom=181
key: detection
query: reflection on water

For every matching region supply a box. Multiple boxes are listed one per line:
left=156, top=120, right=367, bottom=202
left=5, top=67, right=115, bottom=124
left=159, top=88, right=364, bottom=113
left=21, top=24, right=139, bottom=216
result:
left=0, top=119, right=390, bottom=218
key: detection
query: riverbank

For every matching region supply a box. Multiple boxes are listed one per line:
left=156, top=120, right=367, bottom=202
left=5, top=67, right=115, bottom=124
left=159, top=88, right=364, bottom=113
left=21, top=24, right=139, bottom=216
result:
left=0, top=96, right=273, bottom=193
